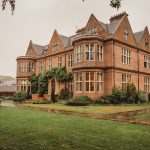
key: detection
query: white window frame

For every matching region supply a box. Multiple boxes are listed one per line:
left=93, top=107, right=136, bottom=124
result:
left=144, top=56, right=150, bottom=69
left=97, top=45, right=104, bottom=61
left=144, top=76, right=150, bottom=92
left=85, top=72, right=95, bottom=92
left=68, top=54, right=73, bottom=68
left=122, top=74, right=131, bottom=90
left=48, top=59, right=52, bottom=70
left=76, top=73, right=82, bottom=92
left=97, top=73, right=104, bottom=93
left=85, top=44, right=94, bottom=61
left=124, top=28, right=128, bottom=41
left=121, top=49, right=131, bottom=64
left=76, top=46, right=82, bottom=62
left=58, top=57, right=62, bottom=68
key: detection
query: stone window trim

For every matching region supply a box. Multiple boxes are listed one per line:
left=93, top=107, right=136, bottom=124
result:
left=76, top=45, right=82, bottom=62
left=48, top=59, right=52, bottom=70
left=97, top=45, right=104, bottom=62
left=52, top=41, right=59, bottom=53
left=144, top=55, right=150, bottom=69
left=58, top=57, right=62, bottom=68
left=144, top=76, right=150, bottom=92
left=88, top=27, right=97, bottom=35
left=121, top=48, right=131, bottom=65
left=122, top=74, right=131, bottom=90
left=85, top=72, right=95, bottom=92
left=39, top=60, right=45, bottom=73
left=124, top=27, right=128, bottom=41
left=85, top=44, right=95, bottom=61
left=68, top=54, right=73, bottom=68
left=97, top=73, right=104, bottom=93
left=28, top=62, right=34, bottom=73
left=75, top=72, right=82, bottom=93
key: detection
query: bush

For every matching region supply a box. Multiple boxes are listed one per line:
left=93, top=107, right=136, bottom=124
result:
left=33, top=99, right=50, bottom=104
left=96, top=83, right=147, bottom=105
left=135, top=91, right=147, bottom=104
left=66, top=96, right=93, bottom=106
left=13, top=92, right=27, bottom=103
left=58, top=88, right=70, bottom=100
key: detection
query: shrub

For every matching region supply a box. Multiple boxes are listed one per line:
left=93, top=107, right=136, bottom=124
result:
left=96, top=96, right=111, bottom=105
left=66, top=96, right=93, bottom=106
left=135, top=91, right=147, bottom=104
left=58, top=88, right=70, bottom=100
left=13, top=92, right=27, bottom=103
left=33, top=99, right=50, bottom=104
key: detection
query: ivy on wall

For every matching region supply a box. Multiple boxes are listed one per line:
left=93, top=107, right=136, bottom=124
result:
left=29, top=67, right=73, bottom=95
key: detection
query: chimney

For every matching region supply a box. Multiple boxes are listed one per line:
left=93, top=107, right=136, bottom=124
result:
left=109, top=12, right=128, bottom=23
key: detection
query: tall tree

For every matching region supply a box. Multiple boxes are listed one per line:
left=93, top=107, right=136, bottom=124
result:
left=2, top=0, right=122, bottom=14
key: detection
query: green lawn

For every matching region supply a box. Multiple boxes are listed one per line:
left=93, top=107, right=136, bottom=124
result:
left=132, top=113, right=150, bottom=120
left=0, top=107, right=150, bottom=150
left=22, top=103, right=150, bottom=115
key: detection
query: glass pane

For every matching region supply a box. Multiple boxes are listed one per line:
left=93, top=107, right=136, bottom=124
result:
left=86, top=82, right=89, bottom=91
left=86, top=73, right=89, bottom=81
left=90, top=82, right=94, bottom=91
left=90, top=73, right=94, bottom=81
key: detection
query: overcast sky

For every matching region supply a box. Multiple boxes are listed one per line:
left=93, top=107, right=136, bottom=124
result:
left=0, top=0, right=150, bottom=78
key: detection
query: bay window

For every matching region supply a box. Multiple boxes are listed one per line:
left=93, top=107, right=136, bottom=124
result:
left=85, top=44, right=94, bottom=61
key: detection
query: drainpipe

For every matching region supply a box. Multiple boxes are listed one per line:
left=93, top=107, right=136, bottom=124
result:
left=137, top=49, right=140, bottom=91
left=112, top=40, right=115, bottom=88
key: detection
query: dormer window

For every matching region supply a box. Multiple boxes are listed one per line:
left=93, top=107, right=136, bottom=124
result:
left=145, top=38, right=149, bottom=49
left=124, top=27, right=128, bottom=41
left=52, top=42, right=58, bottom=53
left=88, top=27, right=97, bottom=35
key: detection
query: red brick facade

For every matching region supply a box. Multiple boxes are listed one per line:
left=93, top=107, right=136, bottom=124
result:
left=16, top=12, right=150, bottom=100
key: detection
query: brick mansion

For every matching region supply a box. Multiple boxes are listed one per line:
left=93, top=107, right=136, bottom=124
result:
left=16, top=12, right=150, bottom=100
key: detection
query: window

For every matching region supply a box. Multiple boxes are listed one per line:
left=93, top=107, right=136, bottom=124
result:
left=85, top=44, right=94, bottom=61
left=85, top=72, right=94, bottom=92
left=144, top=76, right=150, bottom=92
left=124, top=28, right=128, bottom=40
left=145, top=38, right=149, bottom=49
left=122, top=74, right=131, bottom=90
left=68, top=54, right=73, bottom=67
left=20, top=62, right=27, bottom=72
left=97, top=73, right=104, bottom=92
left=121, top=49, right=131, bottom=64
left=52, top=41, right=58, bottom=53
left=68, top=80, right=73, bottom=93
left=58, top=57, right=62, bottom=67
left=21, top=80, right=27, bottom=92
left=39, top=61, right=45, bottom=73
left=88, top=27, right=97, bottom=35
left=76, top=46, right=82, bottom=62
left=28, top=62, right=34, bottom=73
left=48, top=59, right=52, bottom=70
left=144, top=56, right=150, bottom=69
left=97, top=45, right=103, bottom=61
left=76, top=73, right=82, bottom=92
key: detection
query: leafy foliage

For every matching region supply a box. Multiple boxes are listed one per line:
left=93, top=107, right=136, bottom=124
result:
left=96, top=82, right=147, bottom=105
left=110, top=0, right=122, bottom=10
left=58, top=88, right=70, bottom=100
left=29, top=73, right=39, bottom=94
left=13, top=92, right=26, bottom=103
left=66, top=96, right=93, bottom=106
left=2, top=0, right=15, bottom=14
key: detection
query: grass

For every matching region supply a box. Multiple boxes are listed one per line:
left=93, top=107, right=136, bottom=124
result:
left=132, top=113, right=150, bottom=120
left=22, top=103, right=150, bottom=115
left=0, top=106, right=150, bottom=150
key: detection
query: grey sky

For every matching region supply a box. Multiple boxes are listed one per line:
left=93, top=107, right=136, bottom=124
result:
left=0, top=0, right=150, bottom=78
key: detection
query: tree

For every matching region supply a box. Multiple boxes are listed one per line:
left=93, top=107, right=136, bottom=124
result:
left=2, top=0, right=122, bottom=14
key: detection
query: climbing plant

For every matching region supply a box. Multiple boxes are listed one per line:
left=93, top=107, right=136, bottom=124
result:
left=29, top=67, right=73, bottom=95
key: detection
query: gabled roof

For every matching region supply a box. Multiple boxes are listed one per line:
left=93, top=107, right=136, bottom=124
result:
left=134, top=30, right=144, bottom=43
left=58, top=34, right=69, bottom=47
left=32, top=43, right=44, bottom=55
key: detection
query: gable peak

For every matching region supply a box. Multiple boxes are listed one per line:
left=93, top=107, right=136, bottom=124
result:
left=110, top=12, right=128, bottom=23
